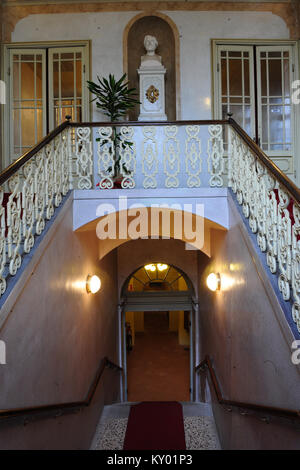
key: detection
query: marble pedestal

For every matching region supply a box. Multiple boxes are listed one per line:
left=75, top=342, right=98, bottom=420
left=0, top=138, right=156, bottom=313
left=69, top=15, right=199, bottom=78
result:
left=138, top=59, right=167, bottom=121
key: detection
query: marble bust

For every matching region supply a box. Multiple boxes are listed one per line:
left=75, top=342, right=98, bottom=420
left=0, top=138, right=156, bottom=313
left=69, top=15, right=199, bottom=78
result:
left=140, top=35, right=162, bottom=67
left=144, top=35, right=158, bottom=55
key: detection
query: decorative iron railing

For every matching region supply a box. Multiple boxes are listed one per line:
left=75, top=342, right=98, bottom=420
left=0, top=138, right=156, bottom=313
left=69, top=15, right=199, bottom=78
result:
left=70, top=120, right=226, bottom=190
left=228, top=119, right=300, bottom=334
left=0, top=122, right=71, bottom=297
left=1, top=117, right=300, bottom=336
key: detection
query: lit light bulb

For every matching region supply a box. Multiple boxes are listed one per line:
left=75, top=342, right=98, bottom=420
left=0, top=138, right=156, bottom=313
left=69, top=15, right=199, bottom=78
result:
left=157, top=263, right=168, bottom=271
left=145, top=264, right=156, bottom=272
left=206, top=273, right=221, bottom=292
left=86, top=275, right=101, bottom=294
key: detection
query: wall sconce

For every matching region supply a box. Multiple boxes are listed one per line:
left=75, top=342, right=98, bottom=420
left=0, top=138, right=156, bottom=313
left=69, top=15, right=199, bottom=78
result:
left=86, top=275, right=101, bottom=294
left=206, top=273, right=221, bottom=292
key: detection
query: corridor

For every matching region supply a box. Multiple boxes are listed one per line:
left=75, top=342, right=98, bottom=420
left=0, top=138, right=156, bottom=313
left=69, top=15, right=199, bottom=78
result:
left=127, top=311, right=190, bottom=402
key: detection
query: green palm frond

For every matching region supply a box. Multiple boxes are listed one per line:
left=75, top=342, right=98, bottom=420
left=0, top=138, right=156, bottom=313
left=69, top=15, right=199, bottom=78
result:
left=87, top=73, right=140, bottom=122
left=87, top=73, right=140, bottom=178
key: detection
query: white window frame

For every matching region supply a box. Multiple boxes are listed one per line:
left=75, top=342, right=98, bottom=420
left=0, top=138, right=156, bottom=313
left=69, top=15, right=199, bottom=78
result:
left=212, top=39, right=299, bottom=184
left=2, top=40, right=90, bottom=169
left=216, top=44, right=256, bottom=140
left=256, top=44, right=294, bottom=158
left=48, top=46, right=89, bottom=130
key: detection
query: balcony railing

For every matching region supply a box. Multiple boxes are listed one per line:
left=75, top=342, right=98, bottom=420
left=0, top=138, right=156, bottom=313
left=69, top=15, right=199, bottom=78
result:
left=0, top=117, right=300, bottom=336
left=69, top=120, right=226, bottom=190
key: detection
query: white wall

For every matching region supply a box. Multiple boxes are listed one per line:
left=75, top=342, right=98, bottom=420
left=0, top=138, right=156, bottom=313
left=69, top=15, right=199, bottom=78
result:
left=166, top=11, right=289, bottom=118
left=12, top=10, right=289, bottom=120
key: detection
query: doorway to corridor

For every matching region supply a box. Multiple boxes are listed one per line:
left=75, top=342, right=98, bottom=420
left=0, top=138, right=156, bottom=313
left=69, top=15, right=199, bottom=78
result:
left=121, top=263, right=195, bottom=402
left=126, top=310, right=190, bottom=402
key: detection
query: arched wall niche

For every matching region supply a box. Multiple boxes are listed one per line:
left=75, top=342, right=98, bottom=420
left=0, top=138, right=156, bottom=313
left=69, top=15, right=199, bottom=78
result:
left=123, top=12, right=180, bottom=121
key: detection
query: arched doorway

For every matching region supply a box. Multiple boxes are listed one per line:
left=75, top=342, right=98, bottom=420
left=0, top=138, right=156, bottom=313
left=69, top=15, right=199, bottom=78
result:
left=120, top=262, right=196, bottom=402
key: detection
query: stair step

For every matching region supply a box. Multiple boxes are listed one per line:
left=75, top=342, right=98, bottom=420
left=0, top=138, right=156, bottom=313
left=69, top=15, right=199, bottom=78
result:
left=101, top=401, right=213, bottom=419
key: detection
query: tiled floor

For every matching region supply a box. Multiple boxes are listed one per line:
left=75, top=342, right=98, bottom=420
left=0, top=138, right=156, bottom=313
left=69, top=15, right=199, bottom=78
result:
left=127, top=312, right=190, bottom=402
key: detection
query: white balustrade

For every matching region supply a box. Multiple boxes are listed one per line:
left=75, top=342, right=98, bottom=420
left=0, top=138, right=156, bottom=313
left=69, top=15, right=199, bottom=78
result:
left=0, top=127, right=72, bottom=298
left=91, top=124, right=224, bottom=190
left=229, top=127, right=300, bottom=333
left=4, top=119, right=300, bottom=338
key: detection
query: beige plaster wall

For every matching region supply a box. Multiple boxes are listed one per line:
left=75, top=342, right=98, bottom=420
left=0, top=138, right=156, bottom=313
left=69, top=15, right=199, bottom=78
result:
left=199, top=194, right=300, bottom=449
left=0, top=199, right=119, bottom=449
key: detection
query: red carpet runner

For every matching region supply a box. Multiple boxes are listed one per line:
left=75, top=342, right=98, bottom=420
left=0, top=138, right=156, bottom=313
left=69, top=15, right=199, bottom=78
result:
left=123, top=401, right=186, bottom=450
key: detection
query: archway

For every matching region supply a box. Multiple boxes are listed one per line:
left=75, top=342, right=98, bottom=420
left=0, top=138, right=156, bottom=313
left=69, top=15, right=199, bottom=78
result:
left=124, top=13, right=180, bottom=120
left=120, top=261, right=197, bottom=403
left=76, top=205, right=225, bottom=400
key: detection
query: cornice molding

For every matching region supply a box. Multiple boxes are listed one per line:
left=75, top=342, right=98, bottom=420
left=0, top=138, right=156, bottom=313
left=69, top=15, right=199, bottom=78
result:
left=1, top=0, right=295, bottom=5
left=1, top=1, right=299, bottom=42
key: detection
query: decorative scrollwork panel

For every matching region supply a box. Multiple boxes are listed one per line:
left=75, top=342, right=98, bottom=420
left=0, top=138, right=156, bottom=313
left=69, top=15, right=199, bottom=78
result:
left=97, top=127, right=115, bottom=190
left=142, top=127, right=158, bottom=189
left=207, top=125, right=224, bottom=187
left=163, top=126, right=180, bottom=188
left=118, top=126, right=136, bottom=189
left=74, top=127, right=93, bottom=190
left=185, top=126, right=202, bottom=188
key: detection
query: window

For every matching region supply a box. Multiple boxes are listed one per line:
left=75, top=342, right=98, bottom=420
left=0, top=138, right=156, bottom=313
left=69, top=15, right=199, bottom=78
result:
left=4, top=42, right=89, bottom=165
left=257, top=46, right=292, bottom=153
left=49, top=47, right=85, bottom=129
left=213, top=41, right=298, bottom=181
left=10, top=49, right=46, bottom=158
left=220, top=45, right=255, bottom=138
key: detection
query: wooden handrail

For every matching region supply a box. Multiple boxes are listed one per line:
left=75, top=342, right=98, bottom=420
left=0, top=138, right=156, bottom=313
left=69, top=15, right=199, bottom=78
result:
left=196, top=355, right=300, bottom=421
left=0, top=357, right=122, bottom=422
left=229, top=118, right=300, bottom=204
left=68, top=119, right=228, bottom=127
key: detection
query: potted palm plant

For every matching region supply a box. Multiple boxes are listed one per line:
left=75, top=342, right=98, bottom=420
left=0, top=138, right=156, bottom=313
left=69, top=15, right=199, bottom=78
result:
left=87, top=73, right=140, bottom=187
